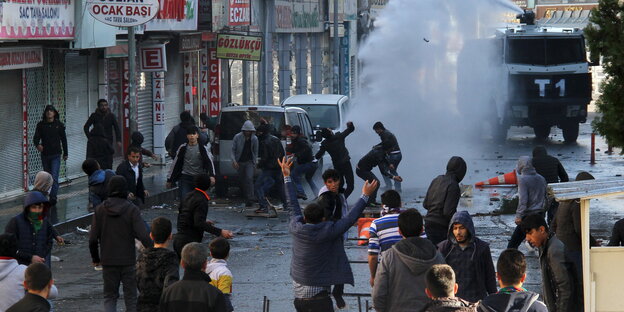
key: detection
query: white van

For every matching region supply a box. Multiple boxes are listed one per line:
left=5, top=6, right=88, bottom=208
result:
left=211, top=105, right=321, bottom=197
left=282, top=94, right=350, bottom=131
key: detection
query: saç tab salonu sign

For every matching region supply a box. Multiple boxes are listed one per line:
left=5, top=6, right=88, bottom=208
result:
left=87, top=0, right=159, bottom=27
left=216, top=34, right=262, bottom=62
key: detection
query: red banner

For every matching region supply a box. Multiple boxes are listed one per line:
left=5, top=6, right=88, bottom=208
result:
left=208, top=48, right=221, bottom=117
left=228, top=0, right=250, bottom=26
left=200, top=44, right=208, bottom=114
left=183, top=53, right=193, bottom=111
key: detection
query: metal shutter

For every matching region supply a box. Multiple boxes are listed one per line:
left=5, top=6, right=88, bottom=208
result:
left=64, top=53, right=90, bottom=179
left=137, top=72, right=153, bottom=151
left=165, top=50, right=184, bottom=134
left=0, top=70, right=24, bottom=194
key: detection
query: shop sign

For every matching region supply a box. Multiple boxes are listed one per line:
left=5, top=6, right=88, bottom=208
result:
left=87, top=0, right=159, bottom=27
left=0, top=0, right=75, bottom=39
left=200, top=44, right=209, bottom=113
left=144, top=0, right=198, bottom=31
left=275, top=0, right=322, bottom=33
left=198, top=0, right=212, bottom=30
left=329, top=0, right=357, bottom=22
left=139, top=44, right=167, bottom=71
left=535, top=4, right=597, bottom=20
left=216, top=33, right=262, bottom=61
left=0, top=47, right=43, bottom=71
left=228, top=0, right=250, bottom=26
left=184, top=54, right=193, bottom=111
left=180, top=33, right=202, bottom=52
left=152, top=72, right=165, bottom=125
left=208, top=47, right=220, bottom=117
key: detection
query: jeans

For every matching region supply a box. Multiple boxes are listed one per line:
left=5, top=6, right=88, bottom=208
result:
left=294, top=293, right=334, bottom=312
left=334, top=161, right=354, bottom=199
left=292, top=162, right=319, bottom=198
left=178, top=174, right=195, bottom=201
left=565, top=249, right=584, bottom=310
left=547, top=201, right=559, bottom=226
left=103, top=265, right=137, bottom=312
left=255, top=169, right=281, bottom=210
left=41, top=154, right=61, bottom=204
left=237, top=161, right=255, bottom=202
left=380, top=152, right=402, bottom=192
left=356, top=168, right=379, bottom=204
left=425, top=222, right=448, bottom=246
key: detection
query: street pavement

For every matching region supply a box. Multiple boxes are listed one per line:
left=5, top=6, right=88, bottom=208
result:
left=7, top=114, right=624, bottom=311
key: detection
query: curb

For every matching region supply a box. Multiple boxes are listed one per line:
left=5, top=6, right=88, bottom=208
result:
left=54, top=188, right=179, bottom=235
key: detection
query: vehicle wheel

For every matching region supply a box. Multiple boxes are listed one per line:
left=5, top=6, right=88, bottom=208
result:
left=215, top=179, right=228, bottom=198
left=533, top=125, right=551, bottom=141
left=562, top=123, right=579, bottom=143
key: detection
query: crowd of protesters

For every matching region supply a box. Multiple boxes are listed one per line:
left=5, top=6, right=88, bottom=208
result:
left=3, top=101, right=624, bottom=312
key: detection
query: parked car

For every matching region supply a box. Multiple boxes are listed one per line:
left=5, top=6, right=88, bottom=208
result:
left=211, top=105, right=321, bottom=197
left=281, top=94, right=350, bottom=131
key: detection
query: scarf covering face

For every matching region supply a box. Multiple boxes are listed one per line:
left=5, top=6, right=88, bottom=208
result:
left=380, top=205, right=401, bottom=216
left=28, top=211, right=43, bottom=232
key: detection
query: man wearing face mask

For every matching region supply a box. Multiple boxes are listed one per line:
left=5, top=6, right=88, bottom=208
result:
left=84, top=99, right=122, bottom=149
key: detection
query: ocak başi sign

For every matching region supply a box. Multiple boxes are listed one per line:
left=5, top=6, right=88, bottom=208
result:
left=87, top=0, right=159, bottom=27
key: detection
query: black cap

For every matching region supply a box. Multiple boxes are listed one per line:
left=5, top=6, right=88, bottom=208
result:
left=108, top=176, right=128, bottom=198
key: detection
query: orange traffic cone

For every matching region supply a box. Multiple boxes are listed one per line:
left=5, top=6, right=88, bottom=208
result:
left=475, top=170, right=517, bottom=186
left=357, top=218, right=375, bottom=246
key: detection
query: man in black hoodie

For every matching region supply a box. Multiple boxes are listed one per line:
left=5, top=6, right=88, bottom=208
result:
left=437, top=211, right=496, bottom=302
left=532, top=145, right=569, bottom=225
left=87, top=124, right=115, bottom=169
left=89, top=175, right=152, bottom=312
left=356, top=146, right=402, bottom=206
left=33, top=105, right=68, bottom=207
left=84, top=99, right=122, bottom=149
left=478, top=249, right=548, bottom=312
left=423, top=156, right=467, bottom=245
left=254, top=123, right=285, bottom=214
left=315, top=121, right=355, bottom=198
left=372, top=122, right=402, bottom=193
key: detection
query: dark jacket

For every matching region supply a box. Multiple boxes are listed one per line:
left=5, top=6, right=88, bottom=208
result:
left=438, top=211, right=497, bottom=302
left=372, top=237, right=445, bottom=312
left=130, top=131, right=155, bottom=159
left=167, top=143, right=215, bottom=183
left=176, top=190, right=222, bottom=243
left=33, top=106, right=67, bottom=157
left=89, top=197, right=152, bottom=266
left=317, top=187, right=347, bottom=221
left=86, top=126, right=115, bottom=170
left=286, top=136, right=313, bottom=164
left=159, top=269, right=227, bottom=312
left=116, top=160, right=145, bottom=201
left=165, top=122, right=208, bottom=158
left=87, top=169, right=116, bottom=208
left=6, top=293, right=50, bottom=312
left=315, top=122, right=354, bottom=165
left=420, top=297, right=477, bottom=312
left=84, top=110, right=121, bottom=142
left=375, top=129, right=400, bottom=152
left=288, top=176, right=369, bottom=287
left=608, top=218, right=624, bottom=246
left=538, top=233, right=576, bottom=312
left=531, top=146, right=568, bottom=184
left=478, top=289, right=548, bottom=312
left=136, top=247, right=180, bottom=312
left=357, top=147, right=391, bottom=176
left=257, top=134, right=285, bottom=170
left=4, top=192, right=58, bottom=266
left=424, top=156, right=467, bottom=228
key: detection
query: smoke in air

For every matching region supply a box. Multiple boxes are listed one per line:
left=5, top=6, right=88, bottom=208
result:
left=347, top=0, right=523, bottom=188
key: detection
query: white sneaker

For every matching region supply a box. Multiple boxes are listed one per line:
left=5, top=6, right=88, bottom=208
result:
left=51, top=255, right=61, bottom=262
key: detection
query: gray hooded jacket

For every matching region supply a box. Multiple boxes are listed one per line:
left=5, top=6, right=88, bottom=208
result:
left=515, top=156, right=547, bottom=219
left=231, top=121, right=259, bottom=164
left=372, top=237, right=445, bottom=312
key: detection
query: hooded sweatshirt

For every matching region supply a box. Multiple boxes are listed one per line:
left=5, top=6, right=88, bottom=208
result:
left=0, top=258, right=58, bottom=312
left=33, top=105, right=68, bottom=157
left=33, top=172, right=53, bottom=196
left=478, top=288, right=548, bottom=312
left=87, top=169, right=116, bottom=208
left=531, top=146, right=568, bottom=184
left=424, top=156, right=467, bottom=228
left=136, top=247, right=179, bottom=312
left=372, top=236, right=445, bottom=312
left=130, top=131, right=155, bottom=159
left=315, top=122, right=355, bottom=165
left=86, top=125, right=114, bottom=169
left=515, top=157, right=547, bottom=219
left=316, top=185, right=348, bottom=221
left=437, top=211, right=497, bottom=302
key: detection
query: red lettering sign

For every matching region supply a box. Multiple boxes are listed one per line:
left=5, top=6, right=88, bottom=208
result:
left=208, top=48, right=220, bottom=117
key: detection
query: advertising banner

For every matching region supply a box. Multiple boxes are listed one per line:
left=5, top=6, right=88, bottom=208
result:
left=200, top=44, right=208, bottom=113
left=152, top=71, right=166, bottom=158
left=139, top=44, right=167, bottom=72
left=329, top=0, right=357, bottom=22
left=0, top=47, right=43, bottom=71
left=87, top=0, right=159, bottom=27
left=180, top=33, right=202, bottom=52
left=145, top=0, right=198, bottom=31
left=216, top=33, right=262, bottom=61
left=183, top=54, right=193, bottom=111
left=208, top=48, right=220, bottom=117
left=198, top=0, right=212, bottom=30
left=228, top=0, right=250, bottom=26
left=0, top=0, right=75, bottom=39
left=275, top=0, right=322, bottom=33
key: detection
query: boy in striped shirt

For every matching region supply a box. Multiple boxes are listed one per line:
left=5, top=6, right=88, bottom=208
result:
left=368, top=190, right=403, bottom=287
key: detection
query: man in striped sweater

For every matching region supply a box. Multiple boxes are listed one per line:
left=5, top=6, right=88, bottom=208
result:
left=368, top=190, right=403, bottom=287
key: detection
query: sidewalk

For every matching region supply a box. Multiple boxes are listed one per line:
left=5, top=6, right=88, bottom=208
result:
left=0, top=163, right=176, bottom=233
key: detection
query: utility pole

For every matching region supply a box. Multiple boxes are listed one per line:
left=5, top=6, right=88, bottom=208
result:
left=128, top=26, right=138, bottom=133
left=333, top=0, right=340, bottom=94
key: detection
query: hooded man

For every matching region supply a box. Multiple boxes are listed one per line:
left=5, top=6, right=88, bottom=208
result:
left=423, top=156, right=467, bottom=245
left=130, top=131, right=159, bottom=166
left=82, top=159, right=116, bottom=212
left=356, top=146, right=402, bottom=206
left=33, top=105, right=68, bottom=207
left=254, top=123, right=285, bottom=214
left=532, top=145, right=569, bottom=224
left=87, top=124, right=115, bottom=170
left=231, top=120, right=258, bottom=206
left=287, top=125, right=319, bottom=200
left=84, top=99, right=122, bottom=149
left=372, top=209, right=445, bottom=312
left=507, top=156, right=547, bottom=249
left=437, top=211, right=497, bottom=303
left=33, top=172, right=57, bottom=223
left=89, top=175, right=152, bottom=312
left=315, top=121, right=355, bottom=198
left=372, top=122, right=402, bottom=193
left=165, top=111, right=207, bottom=158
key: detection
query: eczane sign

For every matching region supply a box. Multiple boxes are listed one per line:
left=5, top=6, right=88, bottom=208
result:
left=87, top=0, right=159, bottom=27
